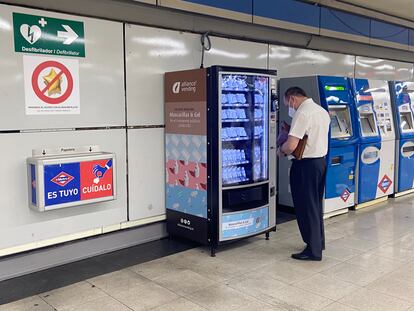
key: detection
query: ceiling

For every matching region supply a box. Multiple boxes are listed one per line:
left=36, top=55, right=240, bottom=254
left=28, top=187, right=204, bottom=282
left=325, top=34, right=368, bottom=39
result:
left=340, top=0, right=414, bottom=22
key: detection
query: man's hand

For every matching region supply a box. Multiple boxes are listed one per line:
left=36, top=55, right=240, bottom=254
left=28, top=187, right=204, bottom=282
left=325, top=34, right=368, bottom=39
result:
left=277, top=131, right=289, bottom=147
left=281, top=135, right=300, bottom=155
left=277, top=121, right=291, bottom=147
left=281, top=121, right=291, bottom=133
left=277, top=147, right=285, bottom=157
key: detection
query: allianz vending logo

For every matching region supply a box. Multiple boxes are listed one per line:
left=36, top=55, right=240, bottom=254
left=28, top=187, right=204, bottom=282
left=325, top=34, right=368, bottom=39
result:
left=172, top=80, right=197, bottom=94
left=172, top=82, right=181, bottom=94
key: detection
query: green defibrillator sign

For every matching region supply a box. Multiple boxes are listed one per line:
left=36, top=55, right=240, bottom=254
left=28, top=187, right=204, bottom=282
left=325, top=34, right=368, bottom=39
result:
left=13, top=12, right=85, bottom=57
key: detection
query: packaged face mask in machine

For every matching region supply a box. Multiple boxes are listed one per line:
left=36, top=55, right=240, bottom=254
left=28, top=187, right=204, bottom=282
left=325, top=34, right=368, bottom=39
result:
left=221, top=94, right=228, bottom=104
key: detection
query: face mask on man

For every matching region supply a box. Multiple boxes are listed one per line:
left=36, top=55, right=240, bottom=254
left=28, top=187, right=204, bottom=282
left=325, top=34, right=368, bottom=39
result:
left=288, top=97, right=296, bottom=118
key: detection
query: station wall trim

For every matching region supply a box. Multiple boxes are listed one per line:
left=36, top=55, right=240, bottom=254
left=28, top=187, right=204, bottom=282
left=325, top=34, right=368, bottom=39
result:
left=0, top=215, right=166, bottom=259
left=3, top=0, right=414, bottom=63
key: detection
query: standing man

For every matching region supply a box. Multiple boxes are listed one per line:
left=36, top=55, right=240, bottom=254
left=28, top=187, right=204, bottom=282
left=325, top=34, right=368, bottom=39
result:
left=278, top=87, right=330, bottom=261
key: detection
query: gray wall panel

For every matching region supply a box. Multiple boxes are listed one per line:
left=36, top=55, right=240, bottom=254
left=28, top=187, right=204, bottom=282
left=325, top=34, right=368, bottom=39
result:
left=0, top=4, right=125, bottom=130
left=125, top=24, right=200, bottom=126
left=125, top=24, right=269, bottom=127
left=128, top=128, right=166, bottom=220
left=0, top=129, right=127, bottom=250
left=269, top=45, right=355, bottom=78
left=204, top=36, right=268, bottom=69
left=355, top=56, right=414, bottom=81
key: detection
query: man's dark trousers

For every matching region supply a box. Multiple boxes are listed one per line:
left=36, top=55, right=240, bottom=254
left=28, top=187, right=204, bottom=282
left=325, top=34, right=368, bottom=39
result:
left=290, top=157, right=326, bottom=258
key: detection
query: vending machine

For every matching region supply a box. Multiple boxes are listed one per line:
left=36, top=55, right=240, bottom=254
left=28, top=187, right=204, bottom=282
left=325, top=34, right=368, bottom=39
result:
left=165, top=66, right=277, bottom=255
left=389, top=81, right=414, bottom=196
left=350, top=79, right=395, bottom=208
left=278, top=76, right=358, bottom=217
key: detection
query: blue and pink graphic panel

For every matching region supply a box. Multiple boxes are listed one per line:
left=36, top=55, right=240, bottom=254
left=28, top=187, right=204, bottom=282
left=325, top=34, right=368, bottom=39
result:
left=165, top=134, right=207, bottom=218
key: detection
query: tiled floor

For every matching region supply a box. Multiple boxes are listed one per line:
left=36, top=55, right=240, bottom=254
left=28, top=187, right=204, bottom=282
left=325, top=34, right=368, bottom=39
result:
left=3, top=197, right=414, bottom=310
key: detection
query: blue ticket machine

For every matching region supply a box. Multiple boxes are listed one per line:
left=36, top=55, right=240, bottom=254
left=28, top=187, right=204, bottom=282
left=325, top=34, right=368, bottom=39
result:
left=278, top=76, right=358, bottom=217
left=389, top=81, right=414, bottom=196
left=351, top=79, right=395, bottom=208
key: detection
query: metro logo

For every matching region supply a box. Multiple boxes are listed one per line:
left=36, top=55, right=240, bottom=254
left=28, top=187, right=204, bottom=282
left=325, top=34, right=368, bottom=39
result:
left=340, top=189, right=351, bottom=202
left=51, top=172, right=74, bottom=187
left=378, top=175, right=392, bottom=193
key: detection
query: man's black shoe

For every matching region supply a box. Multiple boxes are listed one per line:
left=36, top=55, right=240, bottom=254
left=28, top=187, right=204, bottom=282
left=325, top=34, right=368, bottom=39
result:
left=291, top=252, right=322, bottom=261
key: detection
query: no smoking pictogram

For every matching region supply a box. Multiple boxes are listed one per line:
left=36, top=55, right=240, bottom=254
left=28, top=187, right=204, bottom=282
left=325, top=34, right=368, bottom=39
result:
left=31, top=60, right=73, bottom=105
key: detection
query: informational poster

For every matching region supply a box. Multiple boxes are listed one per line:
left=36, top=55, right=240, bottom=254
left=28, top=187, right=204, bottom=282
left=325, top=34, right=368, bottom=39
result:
left=165, top=69, right=207, bottom=135
left=164, top=69, right=208, bottom=244
left=23, top=55, right=80, bottom=115
left=165, top=69, right=208, bottom=218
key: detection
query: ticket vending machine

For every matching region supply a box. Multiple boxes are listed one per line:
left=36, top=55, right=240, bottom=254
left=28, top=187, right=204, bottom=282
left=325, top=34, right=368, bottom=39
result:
left=351, top=79, right=395, bottom=208
left=389, top=81, right=414, bottom=196
left=278, top=76, right=358, bottom=217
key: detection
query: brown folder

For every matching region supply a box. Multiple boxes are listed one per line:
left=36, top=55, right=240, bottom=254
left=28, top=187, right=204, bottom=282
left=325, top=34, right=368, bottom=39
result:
left=292, top=135, right=308, bottom=160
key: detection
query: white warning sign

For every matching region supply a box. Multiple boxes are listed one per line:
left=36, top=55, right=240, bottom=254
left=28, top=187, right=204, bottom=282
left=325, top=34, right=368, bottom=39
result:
left=23, top=55, right=80, bottom=115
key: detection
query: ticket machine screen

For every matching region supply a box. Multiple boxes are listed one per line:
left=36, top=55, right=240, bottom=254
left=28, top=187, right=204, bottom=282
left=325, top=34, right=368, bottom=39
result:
left=360, top=114, right=377, bottom=136
left=331, top=116, right=341, bottom=132
left=400, top=112, right=414, bottom=132
left=329, top=106, right=352, bottom=139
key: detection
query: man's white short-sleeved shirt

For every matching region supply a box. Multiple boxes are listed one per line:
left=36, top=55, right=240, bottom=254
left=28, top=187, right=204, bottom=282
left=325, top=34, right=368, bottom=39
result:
left=289, top=98, right=331, bottom=158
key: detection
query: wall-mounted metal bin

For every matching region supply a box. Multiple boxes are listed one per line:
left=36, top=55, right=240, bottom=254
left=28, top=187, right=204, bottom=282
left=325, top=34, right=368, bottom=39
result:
left=27, top=146, right=116, bottom=212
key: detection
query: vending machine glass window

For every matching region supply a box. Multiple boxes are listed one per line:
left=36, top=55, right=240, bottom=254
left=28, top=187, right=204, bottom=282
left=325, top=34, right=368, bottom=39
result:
left=328, top=105, right=352, bottom=139
left=220, top=74, right=269, bottom=187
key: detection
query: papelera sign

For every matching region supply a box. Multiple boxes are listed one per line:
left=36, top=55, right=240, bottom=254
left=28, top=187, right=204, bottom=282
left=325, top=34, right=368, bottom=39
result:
left=13, top=12, right=85, bottom=57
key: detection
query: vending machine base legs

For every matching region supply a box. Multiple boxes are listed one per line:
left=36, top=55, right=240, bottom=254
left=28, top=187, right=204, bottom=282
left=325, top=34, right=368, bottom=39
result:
left=210, top=246, right=216, bottom=257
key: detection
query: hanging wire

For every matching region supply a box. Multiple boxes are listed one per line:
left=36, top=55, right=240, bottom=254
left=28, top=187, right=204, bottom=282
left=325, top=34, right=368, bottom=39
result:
left=200, top=32, right=212, bottom=69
